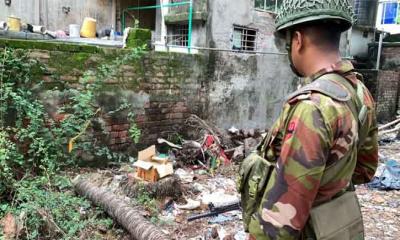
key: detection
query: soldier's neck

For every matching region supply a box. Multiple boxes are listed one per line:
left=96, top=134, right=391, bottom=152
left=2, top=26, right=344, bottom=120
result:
left=303, top=51, right=341, bottom=77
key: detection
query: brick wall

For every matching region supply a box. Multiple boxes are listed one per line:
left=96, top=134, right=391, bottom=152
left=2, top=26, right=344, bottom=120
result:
left=27, top=48, right=208, bottom=152
left=376, top=70, right=400, bottom=121
left=381, top=44, right=400, bottom=71
left=358, top=69, right=379, bottom=100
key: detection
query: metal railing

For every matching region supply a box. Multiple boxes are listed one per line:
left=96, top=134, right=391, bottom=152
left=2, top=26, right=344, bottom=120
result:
left=122, top=1, right=194, bottom=52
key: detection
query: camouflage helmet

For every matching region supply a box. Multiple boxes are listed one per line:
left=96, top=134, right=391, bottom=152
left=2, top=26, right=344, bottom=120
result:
left=275, top=0, right=355, bottom=33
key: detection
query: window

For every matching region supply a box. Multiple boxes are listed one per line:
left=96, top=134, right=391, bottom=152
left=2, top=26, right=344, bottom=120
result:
left=255, top=0, right=281, bottom=12
left=232, top=26, right=257, bottom=51
left=381, top=1, right=399, bottom=25
left=168, top=24, right=189, bottom=46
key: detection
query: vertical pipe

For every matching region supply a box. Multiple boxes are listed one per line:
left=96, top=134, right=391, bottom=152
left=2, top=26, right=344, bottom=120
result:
left=112, top=0, right=117, bottom=31
left=376, top=32, right=384, bottom=70
left=122, top=10, right=126, bottom=31
left=188, top=0, right=193, bottom=53
left=346, top=27, right=352, bottom=58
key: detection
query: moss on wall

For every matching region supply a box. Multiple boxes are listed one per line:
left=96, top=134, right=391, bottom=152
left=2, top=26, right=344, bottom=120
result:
left=0, top=38, right=101, bottom=53
left=125, top=28, right=151, bottom=48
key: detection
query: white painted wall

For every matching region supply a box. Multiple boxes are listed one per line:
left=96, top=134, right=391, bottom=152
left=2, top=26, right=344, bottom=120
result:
left=0, top=0, right=116, bottom=33
left=350, top=28, right=375, bottom=58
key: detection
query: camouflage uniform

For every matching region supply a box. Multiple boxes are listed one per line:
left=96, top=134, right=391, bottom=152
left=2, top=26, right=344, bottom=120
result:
left=248, top=60, right=378, bottom=239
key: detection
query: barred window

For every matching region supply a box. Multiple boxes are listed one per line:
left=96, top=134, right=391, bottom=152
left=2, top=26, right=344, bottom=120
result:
left=168, top=24, right=189, bottom=46
left=255, top=0, right=281, bottom=12
left=232, top=26, right=257, bottom=51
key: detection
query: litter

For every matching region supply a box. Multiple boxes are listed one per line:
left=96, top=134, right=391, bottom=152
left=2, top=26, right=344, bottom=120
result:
left=176, top=199, right=201, bottom=210
left=201, top=192, right=239, bottom=206
left=158, top=138, right=182, bottom=149
left=208, top=215, right=234, bottom=224
left=368, top=159, right=400, bottom=190
left=175, top=168, right=195, bottom=183
left=234, top=230, right=247, bottom=240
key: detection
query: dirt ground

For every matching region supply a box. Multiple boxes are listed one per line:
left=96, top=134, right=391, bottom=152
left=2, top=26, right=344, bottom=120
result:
left=72, top=140, right=400, bottom=240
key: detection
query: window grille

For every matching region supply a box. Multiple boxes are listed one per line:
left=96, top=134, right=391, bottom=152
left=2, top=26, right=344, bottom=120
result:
left=255, top=0, right=281, bottom=12
left=232, top=26, right=257, bottom=51
left=168, top=24, right=189, bottom=46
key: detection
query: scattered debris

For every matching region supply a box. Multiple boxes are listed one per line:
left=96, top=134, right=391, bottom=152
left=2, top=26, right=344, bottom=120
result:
left=368, top=159, right=400, bottom=190
left=176, top=199, right=201, bottom=210
left=158, top=138, right=182, bottom=149
left=379, top=116, right=400, bottom=137
left=175, top=168, right=195, bottom=183
left=66, top=116, right=400, bottom=240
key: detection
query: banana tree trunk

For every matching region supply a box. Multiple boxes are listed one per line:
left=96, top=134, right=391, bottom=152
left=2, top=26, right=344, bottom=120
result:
left=73, top=177, right=169, bottom=240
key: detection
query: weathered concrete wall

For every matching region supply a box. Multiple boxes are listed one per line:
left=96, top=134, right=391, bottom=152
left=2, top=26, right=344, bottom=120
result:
left=0, top=1, right=39, bottom=25
left=0, top=0, right=116, bottom=33
left=206, top=0, right=296, bottom=129
left=207, top=52, right=295, bottom=129
left=350, top=28, right=374, bottom=58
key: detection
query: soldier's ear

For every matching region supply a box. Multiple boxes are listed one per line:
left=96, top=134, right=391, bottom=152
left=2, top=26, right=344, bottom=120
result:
left=292, top=31, right=303, bottom=53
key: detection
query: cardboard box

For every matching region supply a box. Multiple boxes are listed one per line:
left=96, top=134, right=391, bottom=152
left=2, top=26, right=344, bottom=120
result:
left=133, top=146, right=174, bottom=182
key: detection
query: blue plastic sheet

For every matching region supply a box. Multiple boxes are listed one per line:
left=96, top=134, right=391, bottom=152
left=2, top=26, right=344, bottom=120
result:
left=368, top=160, right=400, bottom=190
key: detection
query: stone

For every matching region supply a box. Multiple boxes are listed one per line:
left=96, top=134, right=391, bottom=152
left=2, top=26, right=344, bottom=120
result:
left=211, top=227, right=219, bottom=239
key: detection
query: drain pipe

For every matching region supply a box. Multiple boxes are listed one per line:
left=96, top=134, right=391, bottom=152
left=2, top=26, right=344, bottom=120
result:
left=376, top=31, right=387, bottom=70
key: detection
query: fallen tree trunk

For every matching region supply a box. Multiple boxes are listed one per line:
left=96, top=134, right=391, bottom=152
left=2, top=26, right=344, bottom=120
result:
left=73, top=177, right=169, bottom=240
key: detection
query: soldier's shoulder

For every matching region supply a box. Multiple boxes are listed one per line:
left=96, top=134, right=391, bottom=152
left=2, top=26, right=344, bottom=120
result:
left=286, top=85, right=351, bottom=123
left=287, top=77, right=350, bottom=105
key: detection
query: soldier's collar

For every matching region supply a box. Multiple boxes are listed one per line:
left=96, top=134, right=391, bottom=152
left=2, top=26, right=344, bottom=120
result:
left=303, top=60, right=354, bottom=84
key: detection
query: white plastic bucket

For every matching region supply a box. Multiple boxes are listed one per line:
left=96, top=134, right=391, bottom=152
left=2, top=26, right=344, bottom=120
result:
left=0, top=21, right=7, bottom=30
left=32, top=25, right=46, bottom=34
left=69, top=24, right=80, bottom=38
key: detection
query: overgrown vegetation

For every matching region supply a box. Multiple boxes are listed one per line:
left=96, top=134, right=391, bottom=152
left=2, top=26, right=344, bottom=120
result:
left=0, top=46, right=145, bottom=239
left=134, top=183, right=160, bottom=224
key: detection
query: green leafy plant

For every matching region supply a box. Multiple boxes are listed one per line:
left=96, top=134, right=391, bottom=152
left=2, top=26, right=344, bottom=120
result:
left=128, top=112, right=141, bottom=144
left=0, top=46, right=146, bottom=239
left=135, top=183, right=159, bottom=221
left=6, top=176, right=114, bottom=240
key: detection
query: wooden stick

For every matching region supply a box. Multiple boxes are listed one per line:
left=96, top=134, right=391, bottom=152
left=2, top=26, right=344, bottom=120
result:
left=379, top=126, right=400, bottom=136
left=379, top=118, right=400, bottom=131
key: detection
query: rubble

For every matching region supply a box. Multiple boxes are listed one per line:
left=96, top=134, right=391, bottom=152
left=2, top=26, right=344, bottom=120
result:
left=69, top=116, right=400, bottom=240
left=359, top=131, right=400, bottom=240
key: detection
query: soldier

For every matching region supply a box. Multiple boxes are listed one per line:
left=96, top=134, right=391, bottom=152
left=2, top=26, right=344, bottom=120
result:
left=238, top=0, right=378, bottom=239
